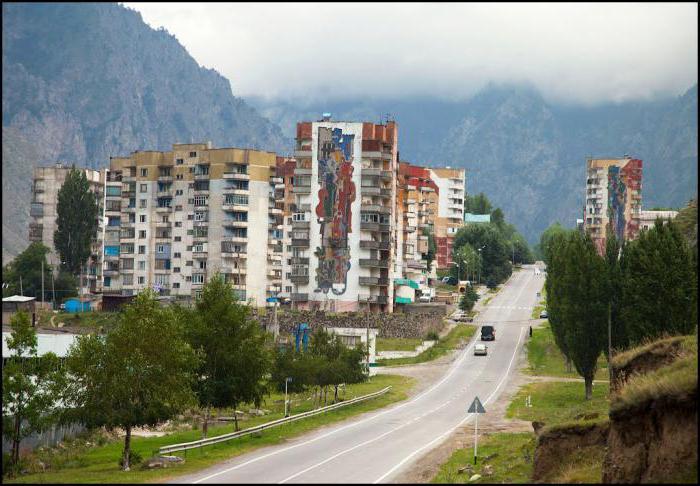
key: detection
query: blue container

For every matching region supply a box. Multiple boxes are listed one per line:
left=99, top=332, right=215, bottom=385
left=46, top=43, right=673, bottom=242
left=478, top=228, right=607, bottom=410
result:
left=64, top=299, right=91, bottom=313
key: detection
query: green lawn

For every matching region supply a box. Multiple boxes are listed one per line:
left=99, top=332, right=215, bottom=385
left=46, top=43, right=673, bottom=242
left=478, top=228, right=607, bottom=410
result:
left=526, top=322, right=609, bottom=380
left=375, top=324, right=477, bottom=367
left=38, top=310, right=121, bottom=331
left=432, top=433, right=536, bottom=484
left=4, top=374, right=414, bottom=484
left=376, top=337, right=422, bottom=352
left=506, top=381, right=610, bottom=424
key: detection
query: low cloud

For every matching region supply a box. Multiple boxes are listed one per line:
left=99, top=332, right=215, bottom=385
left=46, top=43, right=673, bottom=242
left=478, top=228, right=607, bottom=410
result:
left=126, top=2, right=698, bottom=105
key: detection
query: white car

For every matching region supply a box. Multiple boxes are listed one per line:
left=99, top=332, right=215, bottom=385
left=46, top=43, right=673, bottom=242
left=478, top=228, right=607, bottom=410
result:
left=474, top=344, right=488, bottom=356
left=418, top=294, right=432, bottom=303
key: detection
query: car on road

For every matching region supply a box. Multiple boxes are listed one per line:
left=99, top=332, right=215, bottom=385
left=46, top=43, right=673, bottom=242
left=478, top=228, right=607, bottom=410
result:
left=474, top=343, right=488, bottom=356
left=418, top=294, right=432, bottom=303
left=441, top=276, right=458, bottom=286
left=480, top=325, right=496, bottom=341
left=539, top=309, right=548, bottom=319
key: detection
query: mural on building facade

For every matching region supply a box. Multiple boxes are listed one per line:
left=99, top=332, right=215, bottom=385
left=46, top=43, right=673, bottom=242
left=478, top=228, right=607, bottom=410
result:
left=607, top=159, right=642, bottom=245
left=314, top=127, right=356, bottom=295
left=608, top=165, right=627, bottom=243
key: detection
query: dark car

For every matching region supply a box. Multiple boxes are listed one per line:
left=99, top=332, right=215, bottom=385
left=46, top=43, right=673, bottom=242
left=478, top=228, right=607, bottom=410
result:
left=481, top=325, right=496, bottom=341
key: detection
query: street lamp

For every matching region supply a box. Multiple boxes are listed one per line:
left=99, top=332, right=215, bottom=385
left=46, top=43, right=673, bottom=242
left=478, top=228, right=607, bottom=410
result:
left=284, top=377, right=293, bottom=417
left=477, top=245, right=486, bottom=285
left=448, top=261, right=461, bottom=281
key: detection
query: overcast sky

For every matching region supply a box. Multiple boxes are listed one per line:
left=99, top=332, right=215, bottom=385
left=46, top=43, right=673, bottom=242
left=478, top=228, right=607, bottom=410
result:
left=125, top=2, right=698, bottom=105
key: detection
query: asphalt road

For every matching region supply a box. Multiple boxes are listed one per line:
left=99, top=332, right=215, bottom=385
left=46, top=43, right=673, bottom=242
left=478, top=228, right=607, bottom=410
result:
left=178, top=265, right=545, bottom=484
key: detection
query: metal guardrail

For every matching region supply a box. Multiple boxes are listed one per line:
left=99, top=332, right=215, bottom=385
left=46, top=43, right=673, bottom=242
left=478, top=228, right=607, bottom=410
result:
left=159, top=386, right=392, bottom=455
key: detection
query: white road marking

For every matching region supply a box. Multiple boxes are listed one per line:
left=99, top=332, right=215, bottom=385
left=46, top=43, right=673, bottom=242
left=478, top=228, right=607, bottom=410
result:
left=192, top=322, right=482, bottom=483
left=373, top=326, right=527, bottom=484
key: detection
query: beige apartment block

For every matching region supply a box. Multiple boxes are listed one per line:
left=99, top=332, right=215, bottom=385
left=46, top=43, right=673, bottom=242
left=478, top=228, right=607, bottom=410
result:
left=639, top=209, right=678, bottom=231
left=103, top=143, right=284, bottom=305
left=288, top=118, right=398, bottom=313
left=29, top=164, right=106, bottom=293
left=584, top=156, right=642, bottom=255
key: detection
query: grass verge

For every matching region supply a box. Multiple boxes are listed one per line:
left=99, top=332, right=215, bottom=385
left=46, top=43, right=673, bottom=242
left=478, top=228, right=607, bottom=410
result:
left=375, top=324, right=476, bottom=367
left=4, top=374, right=414, bottom=484
left=376, top=337, right=422, bottom=352
left=431, top=432, right=535, bottom=483
left=525, top=322, right=608, bottom=380
left=506, top=381, right=610, bottom=424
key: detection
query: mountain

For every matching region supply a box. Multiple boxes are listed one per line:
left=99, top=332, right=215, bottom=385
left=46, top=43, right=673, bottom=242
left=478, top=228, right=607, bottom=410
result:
left=251, top=84, right=698, bottom=244
left=2, top=2, right=289, bottom=264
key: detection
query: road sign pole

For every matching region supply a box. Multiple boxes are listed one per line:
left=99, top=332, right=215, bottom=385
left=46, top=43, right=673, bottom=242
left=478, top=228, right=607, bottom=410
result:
left=474, top=413, right=478, bottom=464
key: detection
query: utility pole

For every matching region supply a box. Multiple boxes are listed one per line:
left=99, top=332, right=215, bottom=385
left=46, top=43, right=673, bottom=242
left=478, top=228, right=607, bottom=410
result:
left=19, top=275, right=23, bottom=296
left=51, top=270, right=56, bottom=311
left=41, top=260, right=45, bottom=303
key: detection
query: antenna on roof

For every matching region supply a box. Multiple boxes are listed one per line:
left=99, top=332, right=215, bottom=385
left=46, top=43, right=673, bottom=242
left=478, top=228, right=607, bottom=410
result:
left=384, top=113, right=393, bottom=124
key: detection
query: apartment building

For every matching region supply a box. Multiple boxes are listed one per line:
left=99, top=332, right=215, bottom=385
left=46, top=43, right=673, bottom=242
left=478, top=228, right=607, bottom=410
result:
left=103, top=143, right=284, bottom=305
left=584, top=156, right=643, bottom=255
left=430, top=167, right=466, bottom=269
left=29, top=164, right=106, bottom=293
left=639, top=209, right=678, bottom=231
left=287, top=117, right=398, bottom=313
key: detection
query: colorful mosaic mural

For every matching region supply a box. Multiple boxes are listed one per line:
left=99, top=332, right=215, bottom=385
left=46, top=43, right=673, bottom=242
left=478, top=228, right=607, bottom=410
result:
left=314, top=127, right=356, bottom=295
left=607, top=158, right=642, bottom=244
left=608, top=165, right=627, bottom=243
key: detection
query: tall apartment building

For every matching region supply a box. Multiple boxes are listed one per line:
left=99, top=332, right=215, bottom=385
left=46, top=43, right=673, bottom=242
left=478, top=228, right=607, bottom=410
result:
left=430, top=167, right=466, bottom=268
left=103, top=143, right=284, bottom=305
left=29, top=164, right=106, bottom=293
left=584, top=156, right=643, bottom=255
left=287, top=118, right=398, bottom=313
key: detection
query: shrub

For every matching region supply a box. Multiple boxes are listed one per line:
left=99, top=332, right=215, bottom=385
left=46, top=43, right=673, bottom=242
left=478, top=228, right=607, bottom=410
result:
left=118, top=450, right=142, bottom=468
left=425, top=330, right=440, bottom=341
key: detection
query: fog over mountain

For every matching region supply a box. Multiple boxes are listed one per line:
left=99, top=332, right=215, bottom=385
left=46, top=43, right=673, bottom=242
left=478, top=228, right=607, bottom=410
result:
left=251, top=84, right=698, bottom=243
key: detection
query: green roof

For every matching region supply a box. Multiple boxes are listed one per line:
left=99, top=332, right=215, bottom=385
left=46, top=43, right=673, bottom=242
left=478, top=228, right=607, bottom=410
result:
left=394, top=296, right=413, bottom=304
left=464, top=213, right=491, bottom=223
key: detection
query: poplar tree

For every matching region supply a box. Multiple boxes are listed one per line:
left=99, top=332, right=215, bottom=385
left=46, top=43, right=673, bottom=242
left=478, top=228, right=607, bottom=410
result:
left=54, top=167, right=99, bottom=276
left=604, top=232, right=628, bottom=353
left=544, top=232, right=573, bottom=373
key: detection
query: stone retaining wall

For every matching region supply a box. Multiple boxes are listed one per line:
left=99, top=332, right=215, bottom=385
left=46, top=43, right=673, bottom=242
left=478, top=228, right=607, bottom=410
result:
left=251, top=309, right=447, bottom=339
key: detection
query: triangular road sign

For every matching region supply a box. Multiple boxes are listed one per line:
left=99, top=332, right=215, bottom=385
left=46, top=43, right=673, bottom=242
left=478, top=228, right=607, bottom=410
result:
left=468, top=396, right=486, bottom=413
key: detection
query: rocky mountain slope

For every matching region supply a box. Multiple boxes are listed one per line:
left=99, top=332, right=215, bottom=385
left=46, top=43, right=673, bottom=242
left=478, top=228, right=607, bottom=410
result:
left=252, top=84, right=698, bottom=244
left=2, top=2, right=289, bottom=263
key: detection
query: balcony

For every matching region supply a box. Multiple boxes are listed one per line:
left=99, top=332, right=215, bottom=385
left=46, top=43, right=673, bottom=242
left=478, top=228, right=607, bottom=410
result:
left=358, top=294, right=388, bottom=304
left=292, top=220, right=310, bottom=229
left=269, top=207, right=283, bottom=215
left=361, top=186, right=380, bottom=196
left=294, top=149, right=312, bottom=158
left=223, top=187, right=249, bottom=196
left=290, top=293, right=309, bottom=302
left=222, top=204, right=248, bottom=212
left=103, top=269, right=120, bottom=277
left=223, top=220, right=247, bottom=228
left=360, top=222, right=379, bottom=232
left=157, top=175, right=173, bottom=182
left=359, top=259, right=388, bottom=268
left=193, top=173, right=210, bottom=181
left=222, top=236, right=248, bottom=244
left=294, top=167, right=312, bottom=176
left=155, top=221, right=172, bottom=228
left=293, top=185, right=311, bottom=194
left=361, top=167, right=382, bottom=177
left=290, top=274, right=309, bottom=284
left=193, top=220, right=209, bottom=227
left=290, top=257, right=309, bottom=265
left=291, top=238, right=310, bottom=248
left=359, top=277, right=390, bottom=286
left=380, top=188, right=392, bottom=198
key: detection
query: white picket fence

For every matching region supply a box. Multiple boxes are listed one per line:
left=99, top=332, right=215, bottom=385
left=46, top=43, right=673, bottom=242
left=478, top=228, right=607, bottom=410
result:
left=159, top=385, right=392, bottom=454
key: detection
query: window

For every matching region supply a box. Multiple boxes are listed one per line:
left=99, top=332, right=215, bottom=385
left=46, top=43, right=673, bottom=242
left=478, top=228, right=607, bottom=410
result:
left=138, top=245, right=146, bottom=255
left=120, top=243, right=134, bottom=254
left=139, top=215, right=146, bottom=223
left=193, top=227, right=208, bottom=238
left=155, top=259, right=171, bottom=270
left=104, top=246, right=119, bottom=256
left=224, top=194, right=248, bottom=205
left=186, top=276, right=192, bottom=282
left=175, top=221, right=182, bottom=227
left=197, top=260, right=207, bottom=269
left=104, top=277, right=111, bottom=287
left=140, top=199, right=147, bottom=208
left=139, top=230, right=146, bottom=239
left=138, top=260, right=146, bottom=270
left=194, top=211, right=208, bottom=221
left=173, top=282, right=180, bottom=288
left=176, top=158, right=184, bottom=165
left=176, top=189, right=183, bottom=196
left=176, top=174, right=183, bottom=180
left=189, top=151, right=197, bottom=157
left=193, top=195, right=208, bottom=206
left=174, top=267, right=180, bottom=273
left=106, top=186, right=121, bottom=196
left=194, top=165, right=209, bottom=176
left=293, top=212, right=308, bottom=222
left=175, top=205, right=182, bottom=211
left=192, top=243, right=205, bottom=252
left=138, top=276, right=145, bottom=285
left=192, top=273, right=204, bottom=284
left=338, top=335, right=360, bottom=347
left=155, top=274, right=169, bottom=286
left=140, top=168, right=148, bottom=177
left=174, top=252, right=181, bottom=258
left=122, top=274, right=133, bottom=286
left=286, top=286, right=292, bottom=293
left=140, top=183, right=147, bottom=193
left=186, top=261, right=193, bottom=267
left=156, top=244, right=167, bottom=253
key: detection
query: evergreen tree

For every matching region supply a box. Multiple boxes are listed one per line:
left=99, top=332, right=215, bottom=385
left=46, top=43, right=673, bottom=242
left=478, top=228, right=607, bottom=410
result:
left=423, top=227, right=437, bottom=271
left=539, top=222, right=572, bottom=267
left=560, top=232, right=608, bottom=400
left=619, top=220, right=696, bottom=346
left=64, top=290, right=198, bottom=470
left=604, top=233, right=627, bottom=353
left=544, top=231, right=573, bottom=373
left=54, top=167, right=99, bottom=276
left=2, top=311, right=65, bottom=470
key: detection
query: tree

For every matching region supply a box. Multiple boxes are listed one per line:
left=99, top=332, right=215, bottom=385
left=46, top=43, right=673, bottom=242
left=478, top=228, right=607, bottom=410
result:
left=604, top=233, right=627, bottom=353
left=459, top=285, right=480, bottom=311
left=1, top=243, right=53, bottom=300
left=539, top=222, right=572, bottom=267
left=549, top=232, right=608, bottom=399
left=2, top=311, right=65, bottom=470
left=464, top=193, right=493, bottom=215
left=619, top=220, right=696, bottom=346
left=545, top=232, right=573, bottom=373
left=453, top=224, right=512, bottom=285
left=490, top=207, right=505, bottom=228
left=64, top=290, right=198, bottom=470
left=510, top=233, right=534, bottom=265
left=452, top=244, right=479, bottom=282
left=54, top=167, right=99, bottom=276
left=185, top=274, right=272, bottom=435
